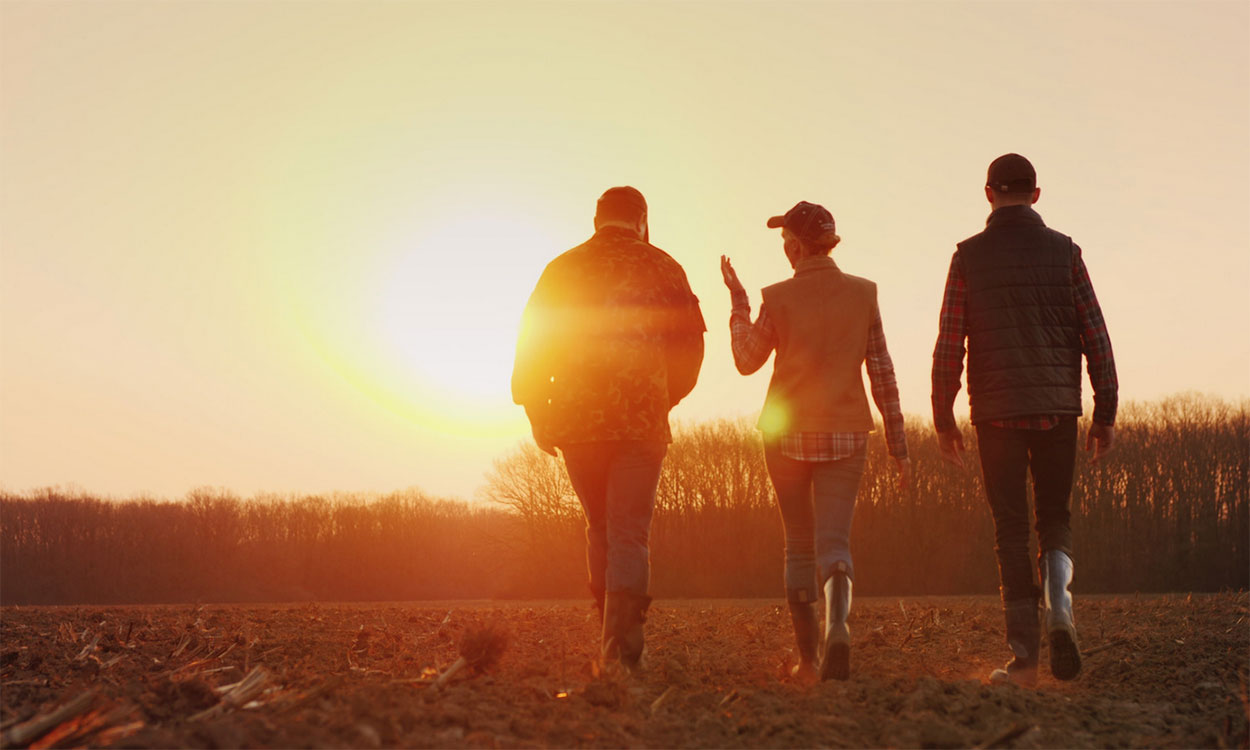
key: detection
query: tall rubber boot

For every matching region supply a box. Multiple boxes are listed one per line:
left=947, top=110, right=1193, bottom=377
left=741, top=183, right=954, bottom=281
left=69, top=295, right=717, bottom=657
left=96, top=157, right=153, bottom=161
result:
left=787, top=589, right=819, bottom=680
left=591, top=585, right=605, bottom=626
left=819, top=562, right=852, bottom=681
left=989, top=598, right=1040, bottom=687
left=602, top=591, right=650, bottom=673
left=618, top=592, right=650, bottom=672
left=600, top=591, right=622, bottom=662
left=1042, top=549, right=1081, bottom=680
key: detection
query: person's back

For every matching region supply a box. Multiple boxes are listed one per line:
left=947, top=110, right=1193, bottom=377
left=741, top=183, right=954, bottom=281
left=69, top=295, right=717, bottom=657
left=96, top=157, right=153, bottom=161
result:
left=515, top=227, right=700, bottom=445
left=958, top=206, right=1084, bottom=422
left=931, top=153, right=1118, bottom=688
left=758, top=261, right=876, bottom=435
left=721, top=200, right=909, bottom=682
left=512, top=186, right=704, bottom=672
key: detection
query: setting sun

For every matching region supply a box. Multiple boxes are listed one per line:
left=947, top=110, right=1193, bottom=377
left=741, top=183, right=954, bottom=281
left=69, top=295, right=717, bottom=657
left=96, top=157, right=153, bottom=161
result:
left=313, top=212, right=560, bottom=438
left=1, top=0, right=1245, bottom=501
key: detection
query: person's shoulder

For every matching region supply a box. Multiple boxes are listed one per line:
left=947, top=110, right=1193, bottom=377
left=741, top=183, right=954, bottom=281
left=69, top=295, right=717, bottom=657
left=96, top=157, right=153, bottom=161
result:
left=1041, top=224, right=1075, bottom=244
left=841, top=272, right=878, bottom=294
left=639, top=241, right=681, bottom=266
left=955, top=227, right=988, bottom=250
left=543, top=238, right=596, bottom=270
left=638, top=241, right=693, bottom=280
left=761, top=276, right=791, bottom=296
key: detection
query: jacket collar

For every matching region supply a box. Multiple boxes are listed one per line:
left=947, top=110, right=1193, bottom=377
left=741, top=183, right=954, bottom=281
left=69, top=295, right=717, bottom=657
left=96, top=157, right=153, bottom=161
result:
left=593, top=225, right=644, bottom=241
left=793, top=254, right=840, bottom=276
left=986, top=204, right=1046, bottom=228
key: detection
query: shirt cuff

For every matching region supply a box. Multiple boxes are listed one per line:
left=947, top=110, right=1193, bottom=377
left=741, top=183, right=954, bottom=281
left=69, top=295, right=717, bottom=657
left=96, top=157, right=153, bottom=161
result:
left=933, top=411, right=958, bottom=434
left=729, top=288, right=750, bottom=312
left=1092, top=400, right=1117, bottom=426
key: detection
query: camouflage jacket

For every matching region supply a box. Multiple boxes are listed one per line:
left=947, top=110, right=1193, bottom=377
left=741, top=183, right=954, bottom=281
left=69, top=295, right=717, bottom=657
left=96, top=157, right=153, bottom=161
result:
left=511, top=226, right=706, bottom=445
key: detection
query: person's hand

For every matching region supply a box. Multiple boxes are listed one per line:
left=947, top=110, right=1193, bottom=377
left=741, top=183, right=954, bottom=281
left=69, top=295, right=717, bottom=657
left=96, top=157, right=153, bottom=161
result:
left=720, top=255, right=745, bottom=295
left=524, top=405, right=558, bottom=457
left=1085, top=422, right=1115, bottom=463
left=893, top=455, right=912, bottom=492
left=937, top=428, right=966, bottom=468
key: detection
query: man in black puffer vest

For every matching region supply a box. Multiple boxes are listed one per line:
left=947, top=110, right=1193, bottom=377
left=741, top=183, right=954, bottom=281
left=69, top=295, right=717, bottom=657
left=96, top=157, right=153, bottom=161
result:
left=931, top=154, right=1119, bottom=686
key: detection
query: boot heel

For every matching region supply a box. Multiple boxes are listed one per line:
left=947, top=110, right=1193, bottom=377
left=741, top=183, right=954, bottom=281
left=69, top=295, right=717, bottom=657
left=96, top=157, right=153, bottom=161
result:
left=1048, top=628, right=1081, bottom=680
left=1042, top=550, right=1080, bottom=681
left=821, top=642, right=849, bottom=681
left=820, top=564, right=852, bottom=682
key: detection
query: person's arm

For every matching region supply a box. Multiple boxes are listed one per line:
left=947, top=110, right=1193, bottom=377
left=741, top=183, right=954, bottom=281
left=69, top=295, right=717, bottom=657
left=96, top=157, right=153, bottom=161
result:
left=721, top=256, right=776, bottom=375
left=931, top=252, right=968, bottom=433
left=931, top=252, right=968, bottom=467
left=1072, top=247, right=1118, bottom=461
left=1073, top=247, right=1117, bottom=425
left=865, top=305, right=907, bottom=459
left=866, top=303, right=911, bottom=490
left=511, top=268, right=558, bottom=455
left=511, top=269, right=552, bottom=407
left=665, top=284, right=705, bottom=407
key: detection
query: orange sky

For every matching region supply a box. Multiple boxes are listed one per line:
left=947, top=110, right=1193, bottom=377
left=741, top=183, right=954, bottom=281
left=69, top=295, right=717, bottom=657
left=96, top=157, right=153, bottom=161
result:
left=2, top=1, right=1247, bottom=501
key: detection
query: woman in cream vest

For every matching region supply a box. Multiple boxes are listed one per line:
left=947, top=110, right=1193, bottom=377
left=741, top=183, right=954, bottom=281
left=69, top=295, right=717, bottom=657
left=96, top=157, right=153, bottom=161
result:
left=722, top=201, right=910, bottom=681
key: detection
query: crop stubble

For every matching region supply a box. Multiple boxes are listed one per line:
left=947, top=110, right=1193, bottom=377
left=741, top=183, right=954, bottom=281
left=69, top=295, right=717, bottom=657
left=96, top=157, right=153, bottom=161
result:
left=0, top=593, right=1246, bottom=748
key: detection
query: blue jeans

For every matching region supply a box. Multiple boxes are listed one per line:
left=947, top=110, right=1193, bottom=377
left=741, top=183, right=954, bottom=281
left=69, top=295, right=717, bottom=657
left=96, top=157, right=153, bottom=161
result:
left=764, top=442, right=867, bottom=601
left=561, top=441, right=667, bottom=597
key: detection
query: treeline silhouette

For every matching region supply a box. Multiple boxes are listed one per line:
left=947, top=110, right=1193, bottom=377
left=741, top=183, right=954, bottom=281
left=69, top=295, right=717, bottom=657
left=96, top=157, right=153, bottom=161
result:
left=1, top=395, right=1244, bottom=605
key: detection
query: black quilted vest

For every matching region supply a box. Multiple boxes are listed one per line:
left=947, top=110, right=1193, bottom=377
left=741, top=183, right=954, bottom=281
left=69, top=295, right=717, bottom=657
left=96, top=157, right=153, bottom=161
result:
left=958, top=205, right=1083, bottom=424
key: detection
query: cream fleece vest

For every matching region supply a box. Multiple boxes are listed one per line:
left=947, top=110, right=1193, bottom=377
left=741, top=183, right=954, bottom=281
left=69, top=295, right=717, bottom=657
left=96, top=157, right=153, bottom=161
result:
left=758, top=256, right=876, bottom=435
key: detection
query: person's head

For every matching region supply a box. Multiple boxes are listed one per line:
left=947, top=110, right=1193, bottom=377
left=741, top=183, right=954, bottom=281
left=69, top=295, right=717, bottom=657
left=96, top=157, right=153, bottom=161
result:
left=594, top=186, right=648, bottom=239
left=767, top=201, right=840, bottom=267
left=984, top=153, right=1041, bottom=208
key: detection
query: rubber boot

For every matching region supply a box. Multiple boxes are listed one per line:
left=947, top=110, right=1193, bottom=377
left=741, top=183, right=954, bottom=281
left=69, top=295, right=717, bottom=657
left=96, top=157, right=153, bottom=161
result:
left=591, top=585, right=605, bottom=626
left=819, top=562, right=852, bottom=681
left=1042, top=549, right=1081, bottom=680
left=787, top=589, right=819, bottom=681
left=602, top=591, right=650, bottom=673
left=600, top=591, right=621, bottom=662
left=989, top=598, right=1040, bottom=687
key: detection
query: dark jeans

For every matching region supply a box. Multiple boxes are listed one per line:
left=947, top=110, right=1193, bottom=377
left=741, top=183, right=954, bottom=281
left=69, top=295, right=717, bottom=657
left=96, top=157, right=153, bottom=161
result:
left=561, top=440, right=667, bottom=598
left=764, top=442, right=867, bottom=601
left=975, top=417, right=1078, bottom=603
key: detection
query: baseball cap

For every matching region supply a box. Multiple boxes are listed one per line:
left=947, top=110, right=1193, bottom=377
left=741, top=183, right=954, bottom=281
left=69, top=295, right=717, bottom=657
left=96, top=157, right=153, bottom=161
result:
left=766, top=201, right=837, bottom=243
left=986, top=153, right=1036, bottom=194
left=596, top=186, right=647, bottom=217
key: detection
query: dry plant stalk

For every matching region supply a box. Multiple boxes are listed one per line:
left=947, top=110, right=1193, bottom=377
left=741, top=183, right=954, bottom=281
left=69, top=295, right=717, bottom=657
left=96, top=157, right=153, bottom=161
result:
left=28, top=702, right=141, bottom=750
left=0, top=690, right=97, bottom=749
left=189, top=666, right=271, bottom=721
left=73, top=633, right=101, bottom=662
left=428, top=623, right=508, bottom=692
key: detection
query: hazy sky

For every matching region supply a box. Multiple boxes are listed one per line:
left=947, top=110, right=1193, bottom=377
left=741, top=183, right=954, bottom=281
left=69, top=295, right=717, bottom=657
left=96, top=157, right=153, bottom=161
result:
left=2, top=1, right=1247, bottom=501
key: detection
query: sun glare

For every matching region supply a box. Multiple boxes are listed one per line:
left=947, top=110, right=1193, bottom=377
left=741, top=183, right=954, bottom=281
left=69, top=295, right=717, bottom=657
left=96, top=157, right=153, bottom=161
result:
left=361, top=213, right=559, bottom=436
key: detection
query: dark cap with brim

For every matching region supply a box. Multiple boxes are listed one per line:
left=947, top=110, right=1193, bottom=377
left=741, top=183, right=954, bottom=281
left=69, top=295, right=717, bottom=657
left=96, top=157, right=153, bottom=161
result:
left=767, top=201, right=837, bottom=243
left=987, top=153, right=1036, bottom=194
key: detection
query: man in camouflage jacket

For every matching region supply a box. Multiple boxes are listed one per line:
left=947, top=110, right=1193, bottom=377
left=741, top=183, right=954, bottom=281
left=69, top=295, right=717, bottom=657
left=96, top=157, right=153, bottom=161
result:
left=512, top=186, right=705, bottom=670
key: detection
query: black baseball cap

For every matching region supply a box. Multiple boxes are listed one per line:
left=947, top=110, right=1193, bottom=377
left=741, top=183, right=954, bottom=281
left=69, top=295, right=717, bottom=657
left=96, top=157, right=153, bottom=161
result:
left=986, top=153, right=1036, bottom=194
left=766, top=201, right=837, bottom=243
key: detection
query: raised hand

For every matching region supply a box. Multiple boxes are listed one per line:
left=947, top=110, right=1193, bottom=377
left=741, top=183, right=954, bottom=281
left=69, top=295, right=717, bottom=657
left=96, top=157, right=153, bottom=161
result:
left=720, top=255, right=745, bottom=295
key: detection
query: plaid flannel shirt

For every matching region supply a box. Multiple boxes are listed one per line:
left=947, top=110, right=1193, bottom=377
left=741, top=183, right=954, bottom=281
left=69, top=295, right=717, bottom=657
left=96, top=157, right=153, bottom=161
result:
left=931, top=246, right=1118, bottom=432
left=730, top=288, right=908, bottom=460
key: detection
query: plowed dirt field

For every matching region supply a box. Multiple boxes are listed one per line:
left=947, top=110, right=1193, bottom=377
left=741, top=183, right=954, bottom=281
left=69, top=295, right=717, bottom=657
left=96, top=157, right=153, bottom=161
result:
left=2, top=593, right=1246, bottom=748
